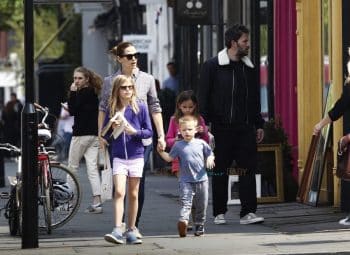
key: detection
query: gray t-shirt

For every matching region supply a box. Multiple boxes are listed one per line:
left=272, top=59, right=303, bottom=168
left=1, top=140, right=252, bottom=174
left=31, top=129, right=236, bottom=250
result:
left=169, top=138, right=212, bottom=183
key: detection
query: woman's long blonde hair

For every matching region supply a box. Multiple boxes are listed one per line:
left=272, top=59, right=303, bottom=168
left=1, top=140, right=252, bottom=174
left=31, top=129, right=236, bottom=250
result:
left=108, top=75, right=139, bottom=117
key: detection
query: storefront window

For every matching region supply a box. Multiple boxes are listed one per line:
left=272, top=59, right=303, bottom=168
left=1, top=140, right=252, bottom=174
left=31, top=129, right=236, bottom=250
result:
left=259, top=0, right=273, bottom=120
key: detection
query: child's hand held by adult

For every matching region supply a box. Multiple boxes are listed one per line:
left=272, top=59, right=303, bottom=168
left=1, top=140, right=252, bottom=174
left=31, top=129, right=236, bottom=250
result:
left=157, top=137, right=166, bottom=151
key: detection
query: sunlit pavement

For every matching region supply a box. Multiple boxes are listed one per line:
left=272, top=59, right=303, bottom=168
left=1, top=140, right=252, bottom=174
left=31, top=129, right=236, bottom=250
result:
left=0, top=160, right=350, bottom=255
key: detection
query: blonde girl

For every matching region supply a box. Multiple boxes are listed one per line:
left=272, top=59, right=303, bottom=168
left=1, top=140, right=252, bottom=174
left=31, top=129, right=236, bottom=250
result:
left=103, top=75, right=152, bottom=245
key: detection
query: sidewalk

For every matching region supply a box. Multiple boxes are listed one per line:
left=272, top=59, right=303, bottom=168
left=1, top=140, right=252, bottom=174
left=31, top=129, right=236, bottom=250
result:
left=0, top=161, right=350, bottom=254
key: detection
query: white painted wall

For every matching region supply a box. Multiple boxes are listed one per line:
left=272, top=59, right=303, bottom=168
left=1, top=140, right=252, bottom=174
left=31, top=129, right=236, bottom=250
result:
left=74, top=1, right=173, bottom=82
left=140, top=0, right=174, bottom=86
left=74, top=3, right=109, bottom=77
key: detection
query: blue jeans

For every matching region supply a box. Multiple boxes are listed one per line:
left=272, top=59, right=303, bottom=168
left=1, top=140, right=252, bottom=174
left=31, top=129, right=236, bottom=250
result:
left=135, top=144, right=152, bottom=227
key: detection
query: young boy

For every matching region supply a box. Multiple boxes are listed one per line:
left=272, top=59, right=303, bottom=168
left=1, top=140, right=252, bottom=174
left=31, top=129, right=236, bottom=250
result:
left=157, top=116, right=215, bottom=237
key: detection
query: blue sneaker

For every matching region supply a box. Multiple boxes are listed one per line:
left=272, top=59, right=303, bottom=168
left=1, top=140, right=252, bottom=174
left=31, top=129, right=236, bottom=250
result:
left=126, top=229, right=142, bottom=244
left=104, top=228, right=124, bottom=244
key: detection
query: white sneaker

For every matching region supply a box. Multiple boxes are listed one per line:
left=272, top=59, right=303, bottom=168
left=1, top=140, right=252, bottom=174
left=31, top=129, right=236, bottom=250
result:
left=84, top=203, right=103, bottom=214
left=214, top=214, right=226, bottom=225
left=240, top=213, right=264, bottom=224
left=133, top=227, right=143, bottom=239
left=121, top=224, right=142, bottom=239
left=339, top=216, right=350, bottom=226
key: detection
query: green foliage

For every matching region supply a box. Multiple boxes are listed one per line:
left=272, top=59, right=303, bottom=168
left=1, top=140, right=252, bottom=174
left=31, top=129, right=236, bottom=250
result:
left=1, top=2, right=67, bottom=63
left=0, top=0, right=23, bottom=31
left=35, top=8, right=65, bottom=59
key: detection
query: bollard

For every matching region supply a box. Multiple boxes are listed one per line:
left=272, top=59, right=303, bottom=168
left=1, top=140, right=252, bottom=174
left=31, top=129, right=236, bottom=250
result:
left=21, top=103, right=38, bottom=248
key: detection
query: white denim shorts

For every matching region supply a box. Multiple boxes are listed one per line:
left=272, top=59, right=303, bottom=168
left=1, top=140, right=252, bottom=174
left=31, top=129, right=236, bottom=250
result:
left=112, top=157, right=144, bottom=178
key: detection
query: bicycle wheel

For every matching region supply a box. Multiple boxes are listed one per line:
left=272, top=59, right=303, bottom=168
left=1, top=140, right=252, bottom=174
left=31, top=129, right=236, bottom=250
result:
left=15, top=182, right=22, bottom=236
left=38, top=161, right=52, bottom=234
left=7, top=186, right=19, bottom=236
left=48, top=163, right=81, bottom=229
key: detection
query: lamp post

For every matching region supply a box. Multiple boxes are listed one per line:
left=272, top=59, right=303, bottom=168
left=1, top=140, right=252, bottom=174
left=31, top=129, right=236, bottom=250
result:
left=22, top=0, right=38, bottom=249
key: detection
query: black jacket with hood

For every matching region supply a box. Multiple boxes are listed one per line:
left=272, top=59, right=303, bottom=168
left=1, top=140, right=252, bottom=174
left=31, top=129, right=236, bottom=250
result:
left=198, top=48, right=264, bottom=129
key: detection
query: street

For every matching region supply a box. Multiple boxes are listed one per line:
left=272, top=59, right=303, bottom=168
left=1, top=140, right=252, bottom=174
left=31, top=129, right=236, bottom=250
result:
left=0, top=160, right=350, bottom=254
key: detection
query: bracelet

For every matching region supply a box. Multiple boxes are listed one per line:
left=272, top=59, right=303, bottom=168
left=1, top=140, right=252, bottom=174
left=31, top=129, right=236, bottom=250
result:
left=158, top=134, right=164, bottom=139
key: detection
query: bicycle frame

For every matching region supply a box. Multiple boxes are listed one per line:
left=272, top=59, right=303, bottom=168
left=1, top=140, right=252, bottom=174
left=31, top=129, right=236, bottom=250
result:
left=38, top=151, right=50, bottom=189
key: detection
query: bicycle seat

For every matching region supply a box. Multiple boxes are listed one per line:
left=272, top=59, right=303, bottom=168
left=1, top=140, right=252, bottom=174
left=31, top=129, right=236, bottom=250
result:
left=38, top=129, right=51, bottom=141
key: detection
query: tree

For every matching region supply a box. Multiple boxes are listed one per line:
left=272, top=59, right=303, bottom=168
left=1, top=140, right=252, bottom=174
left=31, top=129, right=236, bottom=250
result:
left=0, top=0, right=66, bottom=63
left=0, top=0, right=23, bottom=31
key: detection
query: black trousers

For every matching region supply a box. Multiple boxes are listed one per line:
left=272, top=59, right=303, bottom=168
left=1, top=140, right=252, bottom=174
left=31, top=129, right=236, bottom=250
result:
left=211, top=123, right=258, bottom=218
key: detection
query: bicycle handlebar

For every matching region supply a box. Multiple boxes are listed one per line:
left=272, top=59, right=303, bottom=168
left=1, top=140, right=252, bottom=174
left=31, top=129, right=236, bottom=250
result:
left=34, top=102, right=45, bottom=111
left=34, top=102, right=49, bottom=129
left=0, top=143, right=21, bottom=156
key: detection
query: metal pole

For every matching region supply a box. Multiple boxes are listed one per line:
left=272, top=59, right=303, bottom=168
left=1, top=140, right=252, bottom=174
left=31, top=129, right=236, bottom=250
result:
left=0, top=151, right=4, bottom=187
left=22, top=0, right=38, bottom=249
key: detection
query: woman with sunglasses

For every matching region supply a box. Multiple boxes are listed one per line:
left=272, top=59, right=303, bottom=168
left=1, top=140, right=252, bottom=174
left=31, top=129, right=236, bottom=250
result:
left=103, top=75, right=152, bottom=244
left=98, top=42, right=166, bottom=238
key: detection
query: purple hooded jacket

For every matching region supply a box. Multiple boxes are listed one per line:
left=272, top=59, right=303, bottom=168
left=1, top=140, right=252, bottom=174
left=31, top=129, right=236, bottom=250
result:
left=103, top=100, right=153, bottom=159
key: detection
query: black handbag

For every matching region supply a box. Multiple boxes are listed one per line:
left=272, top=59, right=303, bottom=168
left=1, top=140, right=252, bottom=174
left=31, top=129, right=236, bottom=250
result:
left=337, top=136, right=350, bottom=180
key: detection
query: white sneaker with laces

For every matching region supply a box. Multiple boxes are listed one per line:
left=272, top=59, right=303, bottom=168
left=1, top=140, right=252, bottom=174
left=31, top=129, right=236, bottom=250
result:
left=214, top=214, right=226, bottom=224
left=240, top=213, right=264, bottom=224
left=339, top=216, right=350, bottom=226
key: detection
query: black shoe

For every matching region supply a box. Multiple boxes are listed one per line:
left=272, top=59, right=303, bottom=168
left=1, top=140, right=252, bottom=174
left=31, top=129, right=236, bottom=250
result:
left=194, top=225, right=204, bottom=236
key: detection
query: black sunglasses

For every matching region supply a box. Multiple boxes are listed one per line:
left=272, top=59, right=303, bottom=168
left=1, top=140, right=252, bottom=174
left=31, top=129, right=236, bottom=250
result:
left=120, top=53, right=140, bottom=60
left=120, top=85, right=134, bottom=90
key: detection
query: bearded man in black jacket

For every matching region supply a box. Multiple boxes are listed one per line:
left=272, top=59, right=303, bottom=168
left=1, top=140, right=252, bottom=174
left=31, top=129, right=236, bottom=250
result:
left=198, top=24, right=265, bottom=225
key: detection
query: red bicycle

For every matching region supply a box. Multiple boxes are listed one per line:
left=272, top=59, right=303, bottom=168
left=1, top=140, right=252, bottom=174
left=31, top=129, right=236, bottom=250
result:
left=0, top=103, right=81, bottom=235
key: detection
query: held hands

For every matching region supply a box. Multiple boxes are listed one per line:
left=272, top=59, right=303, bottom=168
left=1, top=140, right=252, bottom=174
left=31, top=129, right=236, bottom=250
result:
left=156, top=145, right=164, bottom=153
left=157, top=135, right=166, bottom=151
left=206, top=155, right=215, bottom=169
